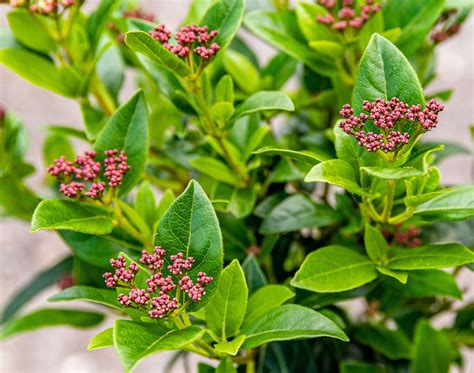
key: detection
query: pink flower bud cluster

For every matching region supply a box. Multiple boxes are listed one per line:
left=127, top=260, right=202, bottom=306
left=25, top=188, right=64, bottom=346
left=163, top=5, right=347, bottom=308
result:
left=316, top=0, right=381, bottom=31
left=394, top=225, right=422, bottom=248
left=26, top=0, right=75, bottom=15
left=123, top=8, right=155, bottom=22
left=0, top=105, right=5, bottom=122
left=149, top=24, right=220, bottom=61
left=339, top=98, right=444, bottom=153
left=104, top=248, right=213, bottom=319
left=431, top=10, right=461, bottom=44
left=47, top=149, right=130, bottom=200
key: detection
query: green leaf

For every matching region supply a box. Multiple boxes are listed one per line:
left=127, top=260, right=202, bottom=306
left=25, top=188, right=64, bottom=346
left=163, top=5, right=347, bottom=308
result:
left=190, top=157, right=238, bottom=185
left=260, top=194, right=342, bottom=235
left=42, top=133, right=75, bottom=168
left=215, top=74, right=235, bottom=103
left=241, top=304, right=348, bottom=349
left=309, top=40, right=344, bottom=59
left=155, top=180, right=223, bottom=310
left=340, top=362, right=385, bottom=373
left=48, top=286, right=122, bottom=310
left=114, top=320, right=204, bottom=372
left=0, top=177, right=40, bottom=220
left=200, top=0, right=245, bottom=49
left=87, top=0, right=119, bottom=51
left=88, top=328, right=114, bottom=350
left=387, top=243, right=474, bottom=270
left=134, top=181, right=157, bottom=229
left=230, top=91, right=294, bottom=120
left=94, top=90, right=148, bottom=195
left=412, top=320, right=454, bottom=373
left=445, top=0, right=474, bottom=8
left=244, top=10, right=337, bottom=76
left=205, top=260, right=248, bottom=340
left=1, top=256, right=73, bottom=324
left=355, top=325, right=411, bottom=360
left=7, top=9, right=56, bottom=53
left=0, top=308, right=104, bottom=339
left=216, top=357, right=237, bottom=373
left=242, top=255, right=267, bottom=294
left=214, top=335, right=246, bottom=356
left=292, top=246, right=378, bottom=292
left=223, top=49, right=261, bottom=94
left=305, top=159, right=368, bottom=196
left=414, top=185, right=474, bottom=221
left=243, top=285, right=294, bottom=329
left=253, top=146, right=330, bottom=164
left=0, top=48, right=80, bottom=97
left=295, top=2, right=339, bottom=42
left=361, top=167, right=423, bottom=180
left=352, top=34, right=424, bottom=120
left=228, top=187, right=257, bottom=218
left=125, top=31, right=191, bottom=77
left=376, top=266, right=408, bottom=284
left=364, top=223, right=389, bottom=262
left=31, top=199, right=113, bottom=235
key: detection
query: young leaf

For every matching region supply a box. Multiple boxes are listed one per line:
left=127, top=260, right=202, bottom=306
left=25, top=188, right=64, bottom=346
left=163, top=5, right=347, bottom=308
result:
left=291, top=246, right=378, bottom=292
left=387, top=243, right=474, bottom=270
left=241, top=304, right=348, bottom=349
left=48, top=286, right=122, bottom=310
left=305, top=159, right=368, bottom=196
left=190, top=157, right=238, bottom=185
left=0, top=308, right=104, bottom=339
left=244, top=10, right=338, bottom=76
left=125, top=31, right=191, bottom=77
left=352, top=34, right=424, bottom=123
left=31, top=199, right=113, bottom=235
left=260, top=194, right=342, bottom=235
left=223, top=49, right=261, bottom=94
left=205, top=260, right=248, bottom=340
left=355, top=325, right=411, bottom=360
left=214, top=335, right=246, bottom=356
left=134, top=181, right=157, bottom=229
left=86, top=0, right=119, bottom=51
left=364, top=224, right=389, bottom=262
left=230, top=91, right=294, bottom=120
left=242, top=285, right=294, bottom=329
left=376, top=267, right=408, bottom=284
left=414, top=185, right=474, bottom=221
left=412, top=320, right=455, bottom=373
left=94, top=90, right=148, bottom=195
left=155, top=180, right=223, bottom=310
left=0, top=48, right=80, bottom=97
left=87, top=328, right=114, bottom=350
left=215, top=75, right=235, bottom=103
left=1, top=256, right=73, bottom=324
left=7, top=9, right=56, bottom=53
left=200, top=0, right=245, bottom=49
left=113, top=320, right=204, bottom=372
left=361, top=167, right=423, bottom=180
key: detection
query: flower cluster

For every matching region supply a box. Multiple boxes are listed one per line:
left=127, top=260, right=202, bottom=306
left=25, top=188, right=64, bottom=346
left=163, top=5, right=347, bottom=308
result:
left=339, top=98, right=444, bottom=153
left=431, top=10, right=461, bottom=44
left=383, top=224, right=422, bottom=248
left=316, top=0, right=381, bottom=31
left=47, top=149, right=130, bottom=199
left=103, top=247, right=213, bottom=319
left=149, top=24, right=220, bottom=61
left=7, top=0, right=75, bottom=15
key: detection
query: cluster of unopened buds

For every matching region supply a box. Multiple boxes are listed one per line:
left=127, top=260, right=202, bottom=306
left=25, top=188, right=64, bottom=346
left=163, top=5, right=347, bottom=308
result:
left=47, top=149, right=130, bottom=199
left=316, top=0, right=381, bottom=31
left=149, top=24, right=220, bottom=61
left=384, top=225, right=422, bottom=248
left=103, top=247, right=213, bottom=319
left=7, top=0, right=75, bottom=14
left=431, top=10, right=461, bottom=43
left=339, top=98, right=444, bottom=153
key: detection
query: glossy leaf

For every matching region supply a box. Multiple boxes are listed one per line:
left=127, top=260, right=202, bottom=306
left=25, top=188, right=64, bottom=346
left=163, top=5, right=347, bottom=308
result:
left=31, top=199, right=113, bottom=235
left=94, top=90, right=148, bottom=195
left=87, top=328, right=114, bottom=350
left=292, top=246, right=377, bottom=293
left=87, top=0, right=118, bottom=51
left=48, top=286, right=122, bottom=310
left=242, top=255, right=267, bottom=294
left=305, top=160, right=368, bottom=196
left=223, top=49, right=261, bottom=94
left=214, top=335, right=246, bottom=356
left=241, top=304, right=348, bottom=349
left=414, top=185, right=474, bottom=221
left=190, top=157, right=238, bottom=185
left=0, top=308, right=104, bottom=339
left=364, top=223, right=389, bottom=262
left=242, top=285, right=294, bottom=329
left=260, top=194, right=342, bottom=235
left=230, top=91, right=294, bottom=120
left=253, top=147, right=330, bottom=164
left=155, top=180, right=223, bottom=310
left=355, top=325, right=411, bottom=360
left=125, top=31, right=191, bottom=77
left=387, top=243, right=474, bottom=270
left=361, top=167, right=423, bottom=180
left=114, top=320, right=204, bottom=372
left=205, top=260, right=248, bottom=340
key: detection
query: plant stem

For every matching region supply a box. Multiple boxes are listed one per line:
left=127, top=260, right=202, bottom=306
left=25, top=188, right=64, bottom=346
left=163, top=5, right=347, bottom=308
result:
left=382, top=179, right=396, bottom=223
left=91, top=76, right=117, bottom=116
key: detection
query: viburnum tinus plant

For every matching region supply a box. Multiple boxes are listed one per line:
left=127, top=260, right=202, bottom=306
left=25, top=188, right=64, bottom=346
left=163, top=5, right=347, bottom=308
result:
left=0, top=0, right=473, bottom=372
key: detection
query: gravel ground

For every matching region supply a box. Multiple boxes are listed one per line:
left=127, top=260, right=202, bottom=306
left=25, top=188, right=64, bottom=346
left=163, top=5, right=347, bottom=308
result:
left=0, top=1, right=473, bottom=372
